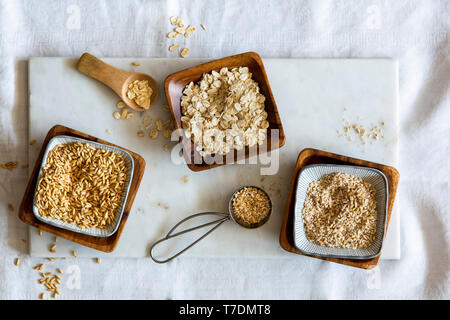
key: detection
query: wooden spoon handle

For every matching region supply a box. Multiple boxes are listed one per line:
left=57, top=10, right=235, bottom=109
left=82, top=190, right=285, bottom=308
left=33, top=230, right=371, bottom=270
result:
left=77, top=53, right=129, bottom=95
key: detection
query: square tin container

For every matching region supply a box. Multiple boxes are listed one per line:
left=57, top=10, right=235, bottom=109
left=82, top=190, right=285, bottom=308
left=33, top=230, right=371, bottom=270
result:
left=293, top=164, right=388, bottom=259
left=32, top=135, right=134, bottom=237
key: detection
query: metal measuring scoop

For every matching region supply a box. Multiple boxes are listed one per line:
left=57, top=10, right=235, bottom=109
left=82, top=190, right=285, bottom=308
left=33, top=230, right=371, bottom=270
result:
left=149, top=186, right=272, bottom=263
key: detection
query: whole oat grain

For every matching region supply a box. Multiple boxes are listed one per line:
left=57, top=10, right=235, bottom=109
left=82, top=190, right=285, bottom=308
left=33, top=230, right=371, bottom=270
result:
left=34, top=142, right=127, bottom=229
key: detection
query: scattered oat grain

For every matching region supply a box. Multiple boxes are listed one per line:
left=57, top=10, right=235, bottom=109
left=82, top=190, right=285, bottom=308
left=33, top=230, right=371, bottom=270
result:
left=0, top=161, right=18, bottom=170
left=149, top=129, right=159, bottom=139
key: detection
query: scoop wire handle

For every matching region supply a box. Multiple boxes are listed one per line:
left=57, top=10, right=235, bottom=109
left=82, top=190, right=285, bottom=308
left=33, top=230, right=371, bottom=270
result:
left=149, top=212, right=230, bottom=264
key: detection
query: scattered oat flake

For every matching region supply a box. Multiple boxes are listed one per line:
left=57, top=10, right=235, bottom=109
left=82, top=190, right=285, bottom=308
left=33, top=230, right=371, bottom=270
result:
left=30, top=140, right=37, bottom=145
left=121, top=108, right=128, bottom=119
left=142, top=115, right=149, bottom=124
left=167, top=31, right=179, bottom=38
left=8, top=203, right=14, bottom=211
left=162, top=105, right=170, bottom=111
left=49, top=244, right=56, bottom=253
left=126, top=112, right=134, bottom=119
left=14, top=258, right=20, bottom=266
left=57, top=268, right=63, bottom=274
left=21, top=239, right=27, bottom=243
left=40, top=293, right=45, bottom=300
left=137, top=131, right=145, bottom=137
left=113, top=111, right=121, bottom=120
left=180, top=48, right=190, bottom=58
left=200, top=24, right=206, bottom=30
left=38, top=229, right=42, bottom=236
left=182, top=175, right=189, bottom=183
left=168, top=44, right=180, bottom=52
left=131, top=62, right=140, bottom=66
left=176, top=17, right=184, bottom=27
left=96, top=257, right=101, bottom=264
left=184, top=25, right=196, bottom=37
left=117, top=101, right=126, bottom=109
left=175, top=27, right=186, bottom=35
left=163, top=144, right=168, bottom=152
left=72, top=250, right=77, bottom=257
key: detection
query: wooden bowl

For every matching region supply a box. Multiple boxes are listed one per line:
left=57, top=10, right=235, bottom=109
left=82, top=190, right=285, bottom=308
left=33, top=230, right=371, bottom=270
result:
left=279, top=148, right=400, bottom=269
left=164, top=52, right=285, bottom=171
left=18, top=125, right=146, bottom=252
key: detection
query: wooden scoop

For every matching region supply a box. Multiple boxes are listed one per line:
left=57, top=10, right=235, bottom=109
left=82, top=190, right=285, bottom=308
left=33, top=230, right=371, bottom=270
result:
left=77, top=52, right=158, bottom=111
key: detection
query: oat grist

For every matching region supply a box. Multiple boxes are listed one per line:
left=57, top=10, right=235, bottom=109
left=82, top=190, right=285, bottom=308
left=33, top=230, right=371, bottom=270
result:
left=35, top=142, right=127, bottom=229
left=232, top=187, right=271, bottom=226
left=302, top=172, right=377, bottom=249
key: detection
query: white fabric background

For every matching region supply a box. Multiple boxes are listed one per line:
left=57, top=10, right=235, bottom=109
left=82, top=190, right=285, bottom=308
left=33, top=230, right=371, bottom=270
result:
left=0, top=0, right=449, bottom=299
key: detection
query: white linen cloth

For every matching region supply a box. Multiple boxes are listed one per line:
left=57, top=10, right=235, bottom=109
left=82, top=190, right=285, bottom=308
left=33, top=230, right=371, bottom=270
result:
left=0, top=0, right=448, bottom=299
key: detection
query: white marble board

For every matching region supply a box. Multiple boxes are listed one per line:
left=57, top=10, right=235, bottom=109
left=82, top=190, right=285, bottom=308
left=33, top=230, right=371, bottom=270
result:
left=28, top=57, right=400, bottom=259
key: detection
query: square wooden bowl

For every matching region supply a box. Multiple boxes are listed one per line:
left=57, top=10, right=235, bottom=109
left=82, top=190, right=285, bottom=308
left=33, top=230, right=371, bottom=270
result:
left=279, top=148, right=400, bottom=269
left=18, top=125, right=146, bottom=252
left=164, top=51, right=285, bottom=171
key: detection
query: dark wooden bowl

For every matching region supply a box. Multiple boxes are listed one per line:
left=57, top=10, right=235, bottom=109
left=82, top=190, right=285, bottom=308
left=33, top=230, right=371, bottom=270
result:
left=18, top=125, right=146, bottom=252
left=164, top=52, right=285, bottom=171
left=279, top=148, right=400, bottom=269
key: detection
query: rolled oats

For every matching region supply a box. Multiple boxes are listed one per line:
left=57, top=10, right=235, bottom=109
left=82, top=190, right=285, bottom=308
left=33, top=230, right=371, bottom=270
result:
left=127, top=80, right=153, bottom=110
left=181, top=66, right=268, bottom=156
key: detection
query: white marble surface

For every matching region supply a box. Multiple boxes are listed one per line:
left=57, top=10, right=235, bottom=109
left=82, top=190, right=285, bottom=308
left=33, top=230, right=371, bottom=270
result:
left=28, top=57, right=399, bottom=259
